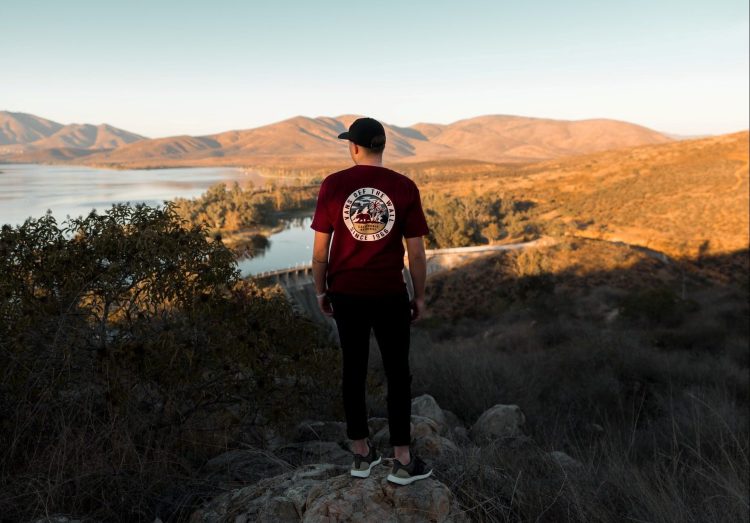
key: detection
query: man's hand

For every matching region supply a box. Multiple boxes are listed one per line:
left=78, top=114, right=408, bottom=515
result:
left=318, top=294, right=334, bottom=317
left=410, top=297, right=425, bottom=322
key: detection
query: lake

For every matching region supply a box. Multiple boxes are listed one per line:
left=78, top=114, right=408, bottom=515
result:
left=236, top=216, right=314, bottom=276
left=0, top=163, right=314, bottom=276
left=0, top=163, right=305, bottom=227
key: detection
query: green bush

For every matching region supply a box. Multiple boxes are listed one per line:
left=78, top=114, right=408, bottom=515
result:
left=172, top=181, right=317, bottom=232
left=422, top=192, right=539, bottom=248
left=0, top=202, right=339, bottom=521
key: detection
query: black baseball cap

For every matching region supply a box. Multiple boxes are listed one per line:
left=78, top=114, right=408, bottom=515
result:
left=338, top=117, right=386, bottom=150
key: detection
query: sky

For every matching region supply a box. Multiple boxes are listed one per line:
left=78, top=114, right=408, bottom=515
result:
left=1, top=0, right=748, bottom=138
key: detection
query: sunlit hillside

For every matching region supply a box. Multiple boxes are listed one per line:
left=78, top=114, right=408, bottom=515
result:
left=419, top=131, right=749, bottom=262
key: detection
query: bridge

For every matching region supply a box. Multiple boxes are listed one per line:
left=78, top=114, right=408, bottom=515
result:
left=249, top=236, right=558, bottom=328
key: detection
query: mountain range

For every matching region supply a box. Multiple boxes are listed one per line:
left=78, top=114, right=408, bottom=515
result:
left=1, top=111, right=674, bottom=168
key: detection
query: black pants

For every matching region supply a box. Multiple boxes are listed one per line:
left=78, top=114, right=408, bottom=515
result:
left=328, top=291, right=413, bottom=446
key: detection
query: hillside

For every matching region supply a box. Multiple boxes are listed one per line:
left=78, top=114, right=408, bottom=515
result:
left=1, top=112, right=672, bottom=168
left=0, top=112, right=63, bottom=144
left=0, top=111, right=146, bottom=159
left=423, top=131, right=749, bottom=260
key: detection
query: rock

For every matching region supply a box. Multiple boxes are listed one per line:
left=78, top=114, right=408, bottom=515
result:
left=275, top=441, right=353, bottom=467
left=413, top=433, right=460, bottom=461
left=294, top=420, right=347, bottom=444
left=303, top=461, right=469, bottom=522
left=372, top=424, right=391, bottom=449
left=190, top=463, right=346, bottom=523
left=470, top=404, right=526, bottom=443
left=412, top=415, right=441, bottom=438
left=372, top=416, right=459, bottom=461
left=451, top=426, right=472, bottom=446
left=32, top=518, right=83, bottom=523
left=190, top=461, right=468, bottom=523
left=204, top=448, right=291, bottom=488
left=411, top=394, right=447, bottom=427
left=548, top=451, right=584, bottom=471
left=368, top=416, right=389, bottom=435
left=241, top=412, right=289, bottom=450
left=442, top=409, right=464, bottom=430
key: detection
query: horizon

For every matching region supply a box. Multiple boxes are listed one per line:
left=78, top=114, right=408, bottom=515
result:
left=1, top=0, right=748, bottom=138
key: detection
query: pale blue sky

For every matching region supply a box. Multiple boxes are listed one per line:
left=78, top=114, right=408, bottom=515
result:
left=1, top=0, right=747, bottom=137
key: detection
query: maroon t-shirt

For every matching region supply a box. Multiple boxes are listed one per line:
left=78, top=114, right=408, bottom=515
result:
left=310, top=164, right=429, bottom=295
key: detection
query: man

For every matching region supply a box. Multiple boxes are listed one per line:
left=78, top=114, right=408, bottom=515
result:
left=310, top=117, right=433, bottom=485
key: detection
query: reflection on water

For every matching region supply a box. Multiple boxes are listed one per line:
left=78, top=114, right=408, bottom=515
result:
left=0, top=163, right=265, bottom=227
left=237, top=216, right=314, bottom=277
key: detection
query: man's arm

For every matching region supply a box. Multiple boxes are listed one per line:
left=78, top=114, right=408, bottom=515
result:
left=312, top=231, right=333, bottom=316
left=406, top=236, right=427, bottom=322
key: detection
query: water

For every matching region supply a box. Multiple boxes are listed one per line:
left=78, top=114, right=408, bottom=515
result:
left=237, top=216, right=314, bottom=276
left=0, top=163, right=268, bottom=227
left=0, top=163, right=314, bottom=275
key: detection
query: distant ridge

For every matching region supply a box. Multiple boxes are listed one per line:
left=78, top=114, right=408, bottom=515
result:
left=1, top=111, right=675, bottom=168
left=0, top=111, right=146, bottom=159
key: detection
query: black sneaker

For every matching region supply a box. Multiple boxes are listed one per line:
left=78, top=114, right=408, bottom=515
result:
left=350, top=439, right=382, bottom=478
left=386, top=453, right=433, bottom=485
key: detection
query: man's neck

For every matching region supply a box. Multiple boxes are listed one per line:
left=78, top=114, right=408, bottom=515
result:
left=355, top=157, right=383, bottom=167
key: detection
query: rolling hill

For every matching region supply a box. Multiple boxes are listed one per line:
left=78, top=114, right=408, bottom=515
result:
left=1, top=112, right=672, bottom=168
left=0, top=111, right=146, bottom=160
left=428, top=131, right=749, bottom=259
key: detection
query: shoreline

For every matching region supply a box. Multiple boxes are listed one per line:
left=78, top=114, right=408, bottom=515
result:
left=219, top=209, right=314, bottom=251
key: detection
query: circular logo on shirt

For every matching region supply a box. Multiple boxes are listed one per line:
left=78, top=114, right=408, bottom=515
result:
left=343, top=187, right=396, bottom=241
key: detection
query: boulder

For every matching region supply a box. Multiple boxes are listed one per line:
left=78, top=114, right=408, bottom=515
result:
left=190, top=463, right=346, bottom=523
left=372, top=424, right=392, bottom=449
left=411, top=394, right=447, bottom=428
left=451, top=426, right=472, bottom=446
left=412, top=415, right=441, bottom=438
left=190, top=461, right=469, bottom=523
left=469, top=404, right=526, bottom=443
left=372, top=415, right=459, bottom=461
left=548, top=451, right=584, bottom=471
left=413, top=433, right=460, bottom=461
left=303, top=460, right=469, bottom=522
left=275, top=441, right=353, bottom=467
left=204, top=448, right=291, bottom=488
left=442, top=409, right=464, bottom=430
left=368, top=416, right=389, bottom=435
left=294, top=420, right=347, bottom=444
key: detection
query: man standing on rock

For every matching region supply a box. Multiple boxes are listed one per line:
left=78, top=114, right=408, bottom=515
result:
left=310, top=117, right=433, bottom=485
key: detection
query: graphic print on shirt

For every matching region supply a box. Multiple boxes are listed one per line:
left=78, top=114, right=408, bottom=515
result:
left=342, top=187, right=396, bottom=241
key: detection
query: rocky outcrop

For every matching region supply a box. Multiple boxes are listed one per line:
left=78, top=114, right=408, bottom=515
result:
left=191, top=397, right=531, bottom=522
left=190, top=462, right=468, bottom=523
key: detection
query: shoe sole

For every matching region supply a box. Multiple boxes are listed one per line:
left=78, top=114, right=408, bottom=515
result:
left=386, top=469, right=433, bottom=485
left=350, top=455, right=382, bottom=478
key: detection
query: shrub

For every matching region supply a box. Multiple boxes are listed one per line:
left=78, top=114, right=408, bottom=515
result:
left=0, top=202, right=339, bottom=521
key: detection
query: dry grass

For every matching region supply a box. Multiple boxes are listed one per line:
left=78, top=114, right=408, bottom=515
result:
left=402, top=237, right=748, bottom=522
left=415, top=131, right=749, bottom=261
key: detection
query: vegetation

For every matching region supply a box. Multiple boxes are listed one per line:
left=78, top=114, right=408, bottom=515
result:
left=402, top=238, right=749, bottom=522
left=172, top=181, right=317, bottom=233
left=421, top=192, right=539, bottom=249
left=0, top=203, right=340, bottom=521
left=1, top=133, right=746, bottom=521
